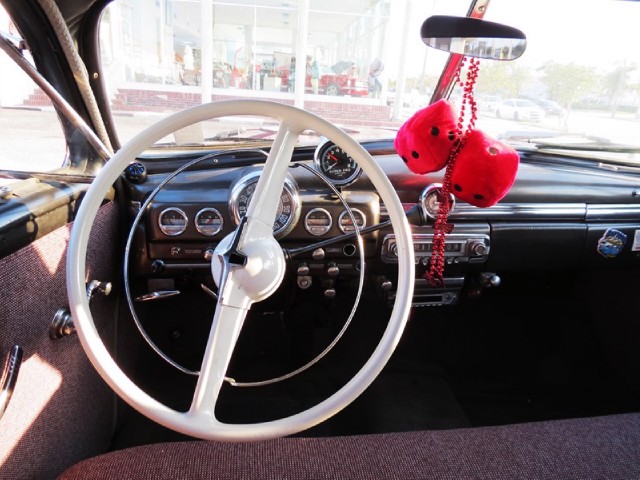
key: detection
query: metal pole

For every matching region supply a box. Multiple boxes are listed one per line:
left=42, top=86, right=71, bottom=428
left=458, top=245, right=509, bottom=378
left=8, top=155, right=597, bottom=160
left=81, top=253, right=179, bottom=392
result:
left=294, top=0, right=310, bottom=108
left=201, top=0, right=213, bottom=104
left=392, top=0, right=412, bottom=120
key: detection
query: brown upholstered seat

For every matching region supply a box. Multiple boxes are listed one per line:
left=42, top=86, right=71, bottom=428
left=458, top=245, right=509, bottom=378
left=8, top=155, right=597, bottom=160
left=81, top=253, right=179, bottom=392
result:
left=59, top=413, right=640, bottom=480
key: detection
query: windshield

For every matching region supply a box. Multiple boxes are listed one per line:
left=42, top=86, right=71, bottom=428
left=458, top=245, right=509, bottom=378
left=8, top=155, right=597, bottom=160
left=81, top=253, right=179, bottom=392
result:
left=99, top=0, right=640, bottom=163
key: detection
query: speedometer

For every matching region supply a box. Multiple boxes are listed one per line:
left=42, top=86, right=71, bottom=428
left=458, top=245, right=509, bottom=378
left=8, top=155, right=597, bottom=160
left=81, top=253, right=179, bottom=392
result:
left=314, top=140, right=362, bottom=186
left=229, top=171, right=301, bottom=238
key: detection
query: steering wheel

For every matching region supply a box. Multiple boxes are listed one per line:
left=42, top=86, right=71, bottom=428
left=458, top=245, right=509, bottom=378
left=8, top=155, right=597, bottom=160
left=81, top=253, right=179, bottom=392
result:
left=67, top=100, right=415, bottom=441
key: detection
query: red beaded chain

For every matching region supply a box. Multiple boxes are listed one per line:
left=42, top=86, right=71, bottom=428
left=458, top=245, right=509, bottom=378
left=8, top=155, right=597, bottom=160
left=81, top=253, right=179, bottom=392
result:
left=425, top=57, right=480, bottom=288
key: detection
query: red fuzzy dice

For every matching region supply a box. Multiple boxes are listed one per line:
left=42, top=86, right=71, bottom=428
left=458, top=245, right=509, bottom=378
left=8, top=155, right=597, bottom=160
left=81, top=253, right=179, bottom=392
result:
left=451, top=129, right=519, bottom=208
left=394, top=99, right=458, bottom=174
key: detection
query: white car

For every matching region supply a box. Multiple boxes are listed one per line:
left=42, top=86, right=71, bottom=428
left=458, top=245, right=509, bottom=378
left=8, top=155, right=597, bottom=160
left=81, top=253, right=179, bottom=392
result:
left=479, top=95, right=502, bottom=112
left=496, top=98, right=546, bottom=121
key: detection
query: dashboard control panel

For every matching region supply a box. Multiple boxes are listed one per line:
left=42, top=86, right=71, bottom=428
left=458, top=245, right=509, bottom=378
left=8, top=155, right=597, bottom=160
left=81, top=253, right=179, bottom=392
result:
left=381, top=231, right=490, bottom=264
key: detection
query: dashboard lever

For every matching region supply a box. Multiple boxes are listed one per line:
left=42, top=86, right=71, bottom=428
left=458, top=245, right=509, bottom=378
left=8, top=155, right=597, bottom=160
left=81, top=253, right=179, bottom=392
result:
left=200, top=283, right=218, bottom=299
left=87, top=280, right=112, bottom=300
left=0, top=345, right=23, bottom=420
left=134, top=290, right=181, bottom=302
left=405, top=203, right=429, bottom=227
left=285, top=220, right=391, bottom=259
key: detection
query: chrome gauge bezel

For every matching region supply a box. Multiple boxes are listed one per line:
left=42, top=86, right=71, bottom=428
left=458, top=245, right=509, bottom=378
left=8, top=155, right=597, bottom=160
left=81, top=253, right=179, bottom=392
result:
left=314, top=139, right=362, bottom=187
left=158, top=207, right=188, bottom=236
left=229, top=170, right=301, bottom=238
left=194, top=207, right=224, bottom=236
left=304, top=208, right=333, bottom=236
left=419, top=183, right=456, bottom=220
left=338, top=208, right=366, bottom=234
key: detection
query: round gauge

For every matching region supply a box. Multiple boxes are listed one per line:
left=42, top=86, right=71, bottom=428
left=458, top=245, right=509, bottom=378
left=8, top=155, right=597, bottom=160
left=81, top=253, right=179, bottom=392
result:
left=158, top=207, right=188, bottom=236
left=304, top=208, right=332, bottom=236
left=314, top=141, right=362, bottom=186
left=195, top=208, right=224, bottom=236
left=229, top=172, right=300, bottom=238
left=338, top=208, right=366, bottom=234
left=419, top=184, right=456, bottom=220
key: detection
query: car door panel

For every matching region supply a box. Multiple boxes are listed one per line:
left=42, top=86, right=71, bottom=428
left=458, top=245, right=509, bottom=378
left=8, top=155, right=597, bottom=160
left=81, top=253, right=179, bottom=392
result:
left=0, top=201, right=119, bottom=479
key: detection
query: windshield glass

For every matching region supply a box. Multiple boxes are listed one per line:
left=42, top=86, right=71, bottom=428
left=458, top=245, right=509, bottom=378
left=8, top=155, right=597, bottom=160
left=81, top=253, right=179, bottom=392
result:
left=100, top=0, right=640, bottom=163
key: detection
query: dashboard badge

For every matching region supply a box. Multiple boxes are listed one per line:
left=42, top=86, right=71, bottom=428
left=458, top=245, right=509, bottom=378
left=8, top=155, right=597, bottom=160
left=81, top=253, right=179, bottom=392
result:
left=597, top=228, right=627, bottom=258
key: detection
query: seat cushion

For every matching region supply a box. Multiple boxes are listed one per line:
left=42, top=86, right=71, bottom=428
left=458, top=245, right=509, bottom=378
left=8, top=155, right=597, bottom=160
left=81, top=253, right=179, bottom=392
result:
left=58, top=413, right=640, bottom=480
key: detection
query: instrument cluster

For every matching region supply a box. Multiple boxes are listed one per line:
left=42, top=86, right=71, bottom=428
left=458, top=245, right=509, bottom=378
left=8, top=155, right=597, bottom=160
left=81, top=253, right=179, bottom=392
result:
left=153, top=199, right=369, bottom=241
left=151, top=141, right=370, bottom=244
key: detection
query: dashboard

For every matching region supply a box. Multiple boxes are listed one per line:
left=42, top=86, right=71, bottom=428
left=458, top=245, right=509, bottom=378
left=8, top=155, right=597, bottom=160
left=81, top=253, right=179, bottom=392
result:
left=123, top=139, right=640, bottom=307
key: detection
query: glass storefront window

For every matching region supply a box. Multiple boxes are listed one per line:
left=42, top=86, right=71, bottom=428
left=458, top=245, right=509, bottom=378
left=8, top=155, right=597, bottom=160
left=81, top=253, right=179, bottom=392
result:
left=101, top=0, right=394, bottom=144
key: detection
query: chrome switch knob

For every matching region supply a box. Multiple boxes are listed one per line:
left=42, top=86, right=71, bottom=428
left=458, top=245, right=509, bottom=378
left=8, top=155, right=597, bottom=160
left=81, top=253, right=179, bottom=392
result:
left=327, top=262, right=340, bottom=276
left=324, top=288, right=336, bottom=299
left=469, top=241, right=489, bottom=256
left=312, top=248, right=325, bottom=260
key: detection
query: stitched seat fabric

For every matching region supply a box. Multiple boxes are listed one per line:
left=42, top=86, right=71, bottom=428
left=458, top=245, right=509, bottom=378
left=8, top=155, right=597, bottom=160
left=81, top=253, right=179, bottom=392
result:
left=58, top=413, right=640, bottom=480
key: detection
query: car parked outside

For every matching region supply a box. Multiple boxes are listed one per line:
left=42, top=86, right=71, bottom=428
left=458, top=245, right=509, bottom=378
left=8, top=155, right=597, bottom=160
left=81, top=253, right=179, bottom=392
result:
left=534, top=99, right=566, bottom=117
left=478, top=94, right=502, bottom=112
left=277, top=63, right=368, bottom=96
left=496, top=98, right=545, bottom=121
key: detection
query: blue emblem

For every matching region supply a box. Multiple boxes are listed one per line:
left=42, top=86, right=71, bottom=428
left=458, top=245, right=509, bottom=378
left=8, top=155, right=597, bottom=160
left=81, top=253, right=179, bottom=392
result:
left=597, top=228, right=627, bottom=258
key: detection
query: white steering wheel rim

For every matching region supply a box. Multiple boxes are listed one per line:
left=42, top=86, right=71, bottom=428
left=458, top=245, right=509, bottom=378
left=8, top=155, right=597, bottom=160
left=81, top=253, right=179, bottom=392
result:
left=67, top=100, right=415, bottom=441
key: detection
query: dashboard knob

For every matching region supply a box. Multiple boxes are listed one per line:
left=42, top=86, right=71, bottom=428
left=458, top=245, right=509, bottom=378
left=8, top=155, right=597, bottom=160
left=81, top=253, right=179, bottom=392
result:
left=124, top=162, right=147, bottom=184
left=324, top=288, right=336, bottom=299
left=204, top=248, right=215, bottom=261
left=297, top=276, right=312, bottom=289
left=151, top=260, right=165, bottom=273
left=479, top=272, right=501, bottom=288
left=327, top=262, right=340, bottom=276
left=377, top=277, right=393, bottom=291
left=297, top=263, right=310, bottom=276
left=312, top=248, right=325, bottom=261
left=469, top=241, right=489, bottom=256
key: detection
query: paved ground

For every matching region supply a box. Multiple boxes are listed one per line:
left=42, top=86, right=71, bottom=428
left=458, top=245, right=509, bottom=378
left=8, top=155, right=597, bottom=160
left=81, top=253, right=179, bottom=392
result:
left=0, top=107, right=67, bottom=171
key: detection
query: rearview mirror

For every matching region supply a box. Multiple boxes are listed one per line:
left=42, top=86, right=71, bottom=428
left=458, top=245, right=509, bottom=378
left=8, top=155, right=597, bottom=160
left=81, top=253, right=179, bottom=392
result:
left=421, top=15, right=526, bottom=61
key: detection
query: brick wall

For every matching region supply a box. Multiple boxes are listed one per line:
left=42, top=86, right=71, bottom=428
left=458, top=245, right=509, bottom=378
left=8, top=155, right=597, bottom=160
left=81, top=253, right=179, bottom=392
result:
left=23, top=86, right=402, bottom=129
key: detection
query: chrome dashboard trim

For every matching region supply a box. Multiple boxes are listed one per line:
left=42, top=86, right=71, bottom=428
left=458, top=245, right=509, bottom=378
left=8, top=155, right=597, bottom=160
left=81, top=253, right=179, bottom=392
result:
left=451, top=203, right=587, bottom=220
left=586, top=204, right=640, bottom=221
left=381, top=203, right=588, bottom=221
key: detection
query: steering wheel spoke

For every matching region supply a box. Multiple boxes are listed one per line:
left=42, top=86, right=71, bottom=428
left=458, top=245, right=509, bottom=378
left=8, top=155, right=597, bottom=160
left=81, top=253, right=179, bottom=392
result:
left=189, top=301, right=248, bottom=419
left=243, top=121, right=300, bottom=238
